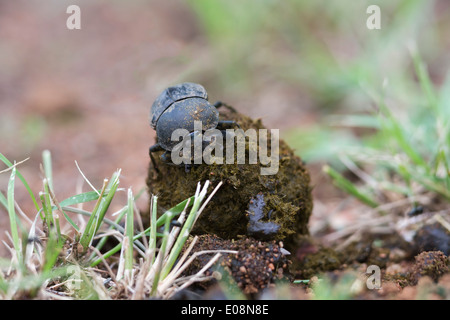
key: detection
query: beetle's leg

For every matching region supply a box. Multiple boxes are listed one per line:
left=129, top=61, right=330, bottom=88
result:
left=160, top=150, right=193, bottom=172
left=213, top=101, right=237, bottom=113
left=217, top=119, right=241, bottom=130
left=149, top=143, right=163, bottom=173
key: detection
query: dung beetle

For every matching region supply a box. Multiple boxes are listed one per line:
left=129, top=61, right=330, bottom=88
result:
left=149, top=82, right=238, bottom=172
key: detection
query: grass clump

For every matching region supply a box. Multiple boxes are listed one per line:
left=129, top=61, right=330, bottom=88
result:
left=322, top=48, right=450, bottom=207
left=0, top=150, right=222, bottom=299
left=285, top=45, right=450, bottom=245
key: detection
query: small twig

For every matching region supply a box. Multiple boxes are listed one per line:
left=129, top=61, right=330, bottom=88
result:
left=396, top=208, right=450, bottom=230
left=434, top=214, right=450, bottom=232
left=14, top=200, right=34, bottom=226
left=91, top=247, right=117, bottom=284
left=75, top=161, right=100, bottom=196
left=335, top=230, right=363, bottom=251
left=0, top=158, right=29, bottom=174
left=193, top=181, right=223, bottom=226
left=157, top=236, right=198, bottom=294
left=339, top=154, right=377, bottom=187
left=163, top=198, right=191, bottom=261
left=167, top=252, right=223, bottom=299
left=133, top=202, right=148, bottom=250
left=369, top=195, right=431, bottom=215
left=42, top=289, right=74, bottom=300
left=324, top=213, right=395, bottom=243
left=159, top=249, right=238, bottom=295
left=166, top=235, right=198, bottom=280
left=132, top=255, right=152, bottom=300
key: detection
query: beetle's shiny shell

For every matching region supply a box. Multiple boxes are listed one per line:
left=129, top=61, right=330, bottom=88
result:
left=156, top=98, right=219, bottom=150
left=150, top=82, right=208, bottom=129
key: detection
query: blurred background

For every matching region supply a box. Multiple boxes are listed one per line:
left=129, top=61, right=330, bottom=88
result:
left=1, top=0, right=449, bottom=254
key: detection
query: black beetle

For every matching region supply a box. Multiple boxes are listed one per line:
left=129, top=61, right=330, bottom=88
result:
left=149, top=82, right=238, bottom=172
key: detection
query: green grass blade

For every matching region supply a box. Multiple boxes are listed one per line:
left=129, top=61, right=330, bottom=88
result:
left=90, top=196, right=194, bottom=267
left=47, top=190, right=106, bottom=233
left=150, top=211, right=172, bottom=296
left=414, top=175, right=450, bottom=200
left=47, top=188, right=80, bottom=232
left=148, top=195, right=158, bottom=266
left=40, top=188, right=53, bottom=232
left=154, top=196, right=195, bottom=229
left=0, top=271, right=7, bottom=294
left=323, top=165, right=379, bottom=208
left=0, top=153, right=39, bottom=212
left=410, top=45, right=438, bottom=114
left=63, top=207, right=123, bottom=234
left=43, top=179, right=61, bottom=234
left=125, top=188, right=134, bottom=274
left=378, top=100, right=428, bottom=168
left=42, top=150, right=54, bottom=192
left=41, top=150, right=79, bottom=232
left=79, top=180, right=109, bottom=250
left=79, top=170, right=121, bottom=250
left=7, top=165, right=22, bottom=263
left=92, top=171, right=120, bottom=235
left=59, top=190, right=104, bottom=207
left=437, top=150, right=450, bottom=190
left=89, top=206, right=127, bottom=261
left=2, top=265, right=79, bottom=295
left=42, top=231, right=64, bottom=273
left=160, top=182, right=209, bottom=280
